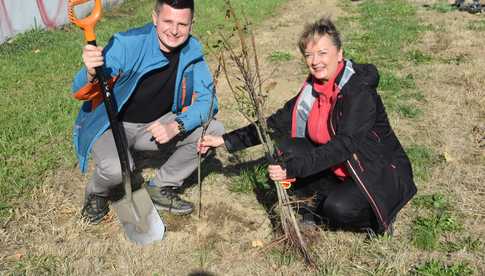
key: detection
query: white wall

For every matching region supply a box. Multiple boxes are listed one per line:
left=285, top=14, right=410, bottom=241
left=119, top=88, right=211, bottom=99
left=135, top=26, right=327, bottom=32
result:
left=0, top=0, right=124, bottom=44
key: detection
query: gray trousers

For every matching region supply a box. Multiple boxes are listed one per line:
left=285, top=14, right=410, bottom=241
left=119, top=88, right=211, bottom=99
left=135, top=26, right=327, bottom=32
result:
left=87, top=112, right=224, bottom=196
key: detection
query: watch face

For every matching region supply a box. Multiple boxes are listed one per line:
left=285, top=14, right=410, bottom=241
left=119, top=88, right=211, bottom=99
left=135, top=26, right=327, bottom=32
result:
left=176, top=120, right=186, bottom=134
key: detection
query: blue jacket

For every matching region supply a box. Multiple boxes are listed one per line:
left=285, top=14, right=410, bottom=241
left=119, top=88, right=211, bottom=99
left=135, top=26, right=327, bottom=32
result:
left=71, top=23, right=218, bottom=173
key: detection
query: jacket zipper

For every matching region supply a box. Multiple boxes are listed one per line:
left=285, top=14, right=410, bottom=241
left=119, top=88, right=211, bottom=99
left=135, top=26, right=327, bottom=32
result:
left=371, top=130, right=381, bottom=142
left=176, top=56, right=202, bottom=111
left=329, top=104, right=388, bottom=230
left=353, top=153, right=365, bottom=172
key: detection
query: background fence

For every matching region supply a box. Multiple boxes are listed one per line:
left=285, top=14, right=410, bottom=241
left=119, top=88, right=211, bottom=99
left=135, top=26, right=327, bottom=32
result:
left=0, top=0, right=124, bottom=44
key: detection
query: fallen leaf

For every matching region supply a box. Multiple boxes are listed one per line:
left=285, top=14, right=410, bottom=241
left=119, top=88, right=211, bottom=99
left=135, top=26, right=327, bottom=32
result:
left=264, top=81, right=277, bottom=93
left=443, top=151, right=454, bottom=162
left=251, top=239, right=264, bottom=248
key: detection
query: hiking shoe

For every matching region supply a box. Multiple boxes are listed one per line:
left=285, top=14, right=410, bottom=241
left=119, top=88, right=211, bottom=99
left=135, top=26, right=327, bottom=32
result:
left=468, top=3, right=482, bottom=13
left=362, top=227, right=378, bottom=240
left=147, top=186, right=193, bottom=215
left=81, top=193, right=109, bottom=224
left=362, top=218, right=395, bottom=239
left=298, top=213, right=319, bottom=232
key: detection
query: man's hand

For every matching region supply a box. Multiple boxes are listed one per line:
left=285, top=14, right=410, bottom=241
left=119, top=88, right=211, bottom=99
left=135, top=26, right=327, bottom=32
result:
left=82, top=44, right=104, bottom=82
left=147, top=121, right=180, bottom=144
left=268, top=164, right=288, bottom=181
left=197, top=135, right=225, bottom=154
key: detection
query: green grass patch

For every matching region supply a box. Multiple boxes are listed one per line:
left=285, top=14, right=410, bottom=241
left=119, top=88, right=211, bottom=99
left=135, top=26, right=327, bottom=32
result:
left=440, top=236, right=482, bottom=253
left=379, top=72, right=416, bottom=91
left=396, top=104, right=422, bottom=118
left=405, top=145, right=442, bottom=183
left=230, top=165, right=270, bottom=193
left=412, top=193, right=449, bottom=210
left=411, top=194, right=481, bottom=253
left=341, top=0, right=423, bottom=68
left=406, top=49, right=433, bottom=64
left=0, top=201, right=12, bottom=222
left=267, top=248, right=297, bottom=266
left=7, top=254, right=63, bottom=275
left=424, top=3, right=456, bottom=13
left=441, top=53, right=469, bottom=65
left=413, top=259, right=473, bottom=276
left=337, top=0, right=426, bottom=119
left=268, top=51, right=293, bottom=62
left=411, top=193, right=465, bottom=251
left=467, top=20, right=485, bottom=31
left=0, top=0, right=287, bottom=205
left=412, top=213, right=462, bottom=250
left=193, top=0, right=286, bottom=38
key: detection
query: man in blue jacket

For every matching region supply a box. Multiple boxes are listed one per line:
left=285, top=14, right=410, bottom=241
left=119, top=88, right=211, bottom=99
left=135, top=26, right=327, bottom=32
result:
left=71, top=0, right=224, bottom=224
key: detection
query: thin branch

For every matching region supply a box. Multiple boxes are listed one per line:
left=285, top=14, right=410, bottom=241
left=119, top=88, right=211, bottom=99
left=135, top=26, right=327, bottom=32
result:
left=219, top=0, right=316, bottom=266
left=197, top=53, right=223, bottom=219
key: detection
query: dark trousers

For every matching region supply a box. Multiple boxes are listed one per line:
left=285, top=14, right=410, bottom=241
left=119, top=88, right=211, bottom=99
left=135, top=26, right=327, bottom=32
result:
left=292, top=170, right=378, bottom=231
left=278, top=137, right=378, bottom=231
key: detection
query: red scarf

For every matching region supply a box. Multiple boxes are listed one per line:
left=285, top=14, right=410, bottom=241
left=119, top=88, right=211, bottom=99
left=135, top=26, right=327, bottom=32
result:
left=307, top=62, right=349, bottom=178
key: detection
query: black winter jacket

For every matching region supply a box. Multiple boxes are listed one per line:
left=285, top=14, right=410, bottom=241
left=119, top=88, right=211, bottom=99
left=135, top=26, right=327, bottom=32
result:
left=223, top=61, right=417, bottom=233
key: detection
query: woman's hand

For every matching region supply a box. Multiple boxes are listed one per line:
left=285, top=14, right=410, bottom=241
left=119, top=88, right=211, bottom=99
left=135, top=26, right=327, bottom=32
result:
left=197, top=135, right=225, bottom=154
left=268, top=164, right=288, bottom=181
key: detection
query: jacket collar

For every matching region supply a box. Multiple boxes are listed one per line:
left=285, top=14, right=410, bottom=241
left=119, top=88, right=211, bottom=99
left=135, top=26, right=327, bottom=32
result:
left=335, top=59, right=355, bottom=90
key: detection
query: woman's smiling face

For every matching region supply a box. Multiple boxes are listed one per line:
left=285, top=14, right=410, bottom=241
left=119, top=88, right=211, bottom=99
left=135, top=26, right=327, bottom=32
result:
left=304, top=34, right=343, bottom=83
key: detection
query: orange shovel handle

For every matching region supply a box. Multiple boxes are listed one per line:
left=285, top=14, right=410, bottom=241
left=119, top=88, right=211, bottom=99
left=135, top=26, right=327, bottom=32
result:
left=67, top=0, right=102, bottom=42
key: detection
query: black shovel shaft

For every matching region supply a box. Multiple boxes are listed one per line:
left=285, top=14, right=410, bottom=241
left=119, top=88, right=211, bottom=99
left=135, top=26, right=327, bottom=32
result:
left=88, top=40, right=133, bottom=200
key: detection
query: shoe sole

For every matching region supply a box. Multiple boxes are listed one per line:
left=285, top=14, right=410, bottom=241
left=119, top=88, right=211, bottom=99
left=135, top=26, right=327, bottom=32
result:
left=152, top=203, right=193, bottom=215
left=82, top=210, right=109, bottom=225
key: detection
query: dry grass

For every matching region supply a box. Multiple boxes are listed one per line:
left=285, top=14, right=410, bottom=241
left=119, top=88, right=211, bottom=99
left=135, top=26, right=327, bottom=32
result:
left=1, top=0, right=484, bottom=275
left=413, top=0, right=485, bottom=243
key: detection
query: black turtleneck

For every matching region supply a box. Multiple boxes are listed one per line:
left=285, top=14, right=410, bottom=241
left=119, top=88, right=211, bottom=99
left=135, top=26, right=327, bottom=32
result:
left=120, top=49, right=180, bottom=123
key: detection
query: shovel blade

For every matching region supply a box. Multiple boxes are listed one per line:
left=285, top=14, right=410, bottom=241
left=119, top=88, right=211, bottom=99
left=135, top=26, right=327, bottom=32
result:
left=112, top=188, right=165, bottom=245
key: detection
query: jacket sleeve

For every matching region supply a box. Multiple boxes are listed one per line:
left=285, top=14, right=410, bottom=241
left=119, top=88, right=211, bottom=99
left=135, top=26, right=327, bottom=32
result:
left=71, top=35, right=126, bottom=98
left=223, top=96, right=297, bottom=152
left=284, top=85, right=377, bottom=178
left=175, top=57, right=218, bottom=132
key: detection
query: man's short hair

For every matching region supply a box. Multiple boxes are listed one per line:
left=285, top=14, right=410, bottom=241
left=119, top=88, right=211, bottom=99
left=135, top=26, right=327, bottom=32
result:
left=298, top=17, right=342, bottom=54
left=154, top=0, right=194, bottom=14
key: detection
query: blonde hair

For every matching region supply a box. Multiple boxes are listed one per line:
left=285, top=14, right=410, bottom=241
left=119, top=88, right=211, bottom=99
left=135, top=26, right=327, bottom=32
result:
left=298, top=17, right=342, bottom=54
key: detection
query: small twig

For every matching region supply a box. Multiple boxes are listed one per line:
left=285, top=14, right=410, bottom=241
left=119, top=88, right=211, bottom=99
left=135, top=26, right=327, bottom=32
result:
left=197, top=53, right=223, bottom=219
left=249, top=23, right=263, bottom=98
left=1, top=210, right=14, bottom=229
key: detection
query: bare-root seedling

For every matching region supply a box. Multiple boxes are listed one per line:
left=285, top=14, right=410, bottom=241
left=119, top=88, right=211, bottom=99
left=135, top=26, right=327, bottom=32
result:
left=217, top=0, right=315, bottom=266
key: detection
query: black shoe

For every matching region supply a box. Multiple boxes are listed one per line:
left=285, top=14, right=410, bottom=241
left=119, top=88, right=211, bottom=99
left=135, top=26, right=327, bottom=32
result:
left=361, top=227, right=378, bottom=239
left=468, top=3, right=482, bottom=13
left=147, top=186, right=194, bottom=215
left=385, top=217, right=396, bottom=236
left=362, top=218, right=395, bottom=239
left=81, top=193, right=109, bottom=224
left=299, top=213, right=319, bottom=232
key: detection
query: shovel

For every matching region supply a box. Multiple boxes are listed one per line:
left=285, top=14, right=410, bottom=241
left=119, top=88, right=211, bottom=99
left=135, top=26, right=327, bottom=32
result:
left=68, top=0, right=164, bottom=245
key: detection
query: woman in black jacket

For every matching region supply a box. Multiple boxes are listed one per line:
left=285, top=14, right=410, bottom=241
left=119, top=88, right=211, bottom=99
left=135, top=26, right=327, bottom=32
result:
left=199, top=17, right=416, bottom=235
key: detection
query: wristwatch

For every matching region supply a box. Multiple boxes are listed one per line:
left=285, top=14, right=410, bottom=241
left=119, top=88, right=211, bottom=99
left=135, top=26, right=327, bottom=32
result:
left=175, top=118, right=186, bottom=135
